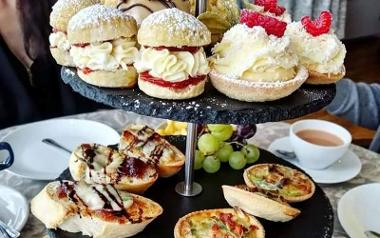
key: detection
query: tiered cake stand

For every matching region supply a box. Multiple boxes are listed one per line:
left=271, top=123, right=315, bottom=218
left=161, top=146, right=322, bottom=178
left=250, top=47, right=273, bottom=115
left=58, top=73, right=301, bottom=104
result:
left=55, top=67, right=336, bottom=238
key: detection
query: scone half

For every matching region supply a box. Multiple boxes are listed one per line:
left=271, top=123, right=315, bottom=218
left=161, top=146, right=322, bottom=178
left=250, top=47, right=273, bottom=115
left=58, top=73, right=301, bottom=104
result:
left=243, top=163, right=316, bottom=203
left=209, top=65, right=309, bottom=102
left=31, top=181, right=163, bottom=238
left=306, top=65, right=346, bottom=85
left=222, top=185, right=300, bottom=222
left=77, top=67, right=137, bottom=88
left=69, top=144, right=158, bottom=194
left=119, top=124, right=185, bottom=177
left=174, top=208, right=265, bottom=238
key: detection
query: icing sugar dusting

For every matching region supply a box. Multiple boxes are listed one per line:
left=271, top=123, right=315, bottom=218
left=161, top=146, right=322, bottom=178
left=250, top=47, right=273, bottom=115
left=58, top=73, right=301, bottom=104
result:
left=52, top=0, right=97, bottom=13
left=142, top=8, right=207, bottom=35
left=68, top=4, right=132, bottom=30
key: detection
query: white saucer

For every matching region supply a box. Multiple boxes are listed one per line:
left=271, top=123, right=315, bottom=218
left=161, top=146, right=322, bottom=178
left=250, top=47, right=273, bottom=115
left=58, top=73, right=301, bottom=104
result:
left=0, top=185, right=29, bottom=231
left=2, top=119, right=120, bottom=180
left=268, top=137, right=362, bottom=184
left=338, top=183, right=380, bottom=238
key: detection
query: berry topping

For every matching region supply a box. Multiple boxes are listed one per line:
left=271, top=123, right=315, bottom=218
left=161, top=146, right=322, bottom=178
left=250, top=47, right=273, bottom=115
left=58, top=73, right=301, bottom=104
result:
left=301, top=11, right=332, bottom=37
left=240, top=10, right=287, bottom=37
left=255, top=0, right=286, bottom=16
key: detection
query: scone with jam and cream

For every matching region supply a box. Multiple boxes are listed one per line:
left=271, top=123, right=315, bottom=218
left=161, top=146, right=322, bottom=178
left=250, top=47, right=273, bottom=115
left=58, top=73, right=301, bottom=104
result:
left=285, top=11, right=346, bottom=84
left=49, top=0, right=98, bottom=66
left=209, top=10, right=308, bottom=102
left=243, top=0, right=292, bottom=23
left=135, top=8, right=211, bottom=100
left=67, top=4, right=139, bottom=88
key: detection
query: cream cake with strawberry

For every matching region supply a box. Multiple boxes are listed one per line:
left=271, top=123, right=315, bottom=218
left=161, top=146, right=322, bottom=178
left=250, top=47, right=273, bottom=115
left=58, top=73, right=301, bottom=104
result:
left=67, top=4, right=139, bottom=88
left=209, top=10, right=308, bottom=102
left=134, top=8, right=211, bottom=100
left=49, top=0, right=98, bottom=66
left=285, top=11, right=346, bottom=84
left=244, top=0, right=291, bottom=23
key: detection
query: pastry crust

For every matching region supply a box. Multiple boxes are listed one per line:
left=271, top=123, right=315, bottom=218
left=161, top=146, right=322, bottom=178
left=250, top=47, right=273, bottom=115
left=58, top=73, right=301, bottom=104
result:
left=138, top=77, right=206, bottom=100
left=50, top=47, right=75, bottom=67
left=77, top=67, right=137, bottom=88
left=209, top=66, right=309, bottom=102
left=243, top=163, right=316, bottom=203
left=222, top=185, right=300, bottom=222
left=50, top=0, right=99, bottom=30
left=31, top=181, right=163, bottom=238
left=69, top=144, right=158, bottom=194
left=174, top=208, right=265, bottom=238
left=119, top=124, right=185, bottom=177
left=306, top=65, right=346, bottom=85
left=138, top=8, right=211, bottom=47
left=67, top=4, right=137, bottom=44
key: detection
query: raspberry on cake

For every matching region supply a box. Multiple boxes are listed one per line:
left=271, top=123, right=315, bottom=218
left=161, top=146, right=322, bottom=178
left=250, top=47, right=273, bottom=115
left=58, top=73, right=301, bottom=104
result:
left=285, top=11, right=346, bottom=84
left=49, top=0, right=99, bottom=66
left=134, top=8, right=211, bottom=100
left=244, top=0, right=291, bottom=23
left=67, top=4, right=139, bottom=88
left=209, top=11, right=308, bottom=102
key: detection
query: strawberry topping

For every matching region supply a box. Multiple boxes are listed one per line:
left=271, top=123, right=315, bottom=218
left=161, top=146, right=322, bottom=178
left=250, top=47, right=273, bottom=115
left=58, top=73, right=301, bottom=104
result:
left=240, top=10, right=287, bottom=37
left=140, top=71, right=205, bottom=89
left=153, top=46, right=200, bottom=54
left=301, top=11, right=332, bottom=37
left=82, top=67, right=93, bottom=75
left=255, top=0, right=286, bottom=16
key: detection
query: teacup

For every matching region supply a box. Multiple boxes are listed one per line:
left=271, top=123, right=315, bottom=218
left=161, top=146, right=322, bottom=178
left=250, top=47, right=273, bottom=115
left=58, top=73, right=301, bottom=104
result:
left=289, top=120, right=352, bottom=170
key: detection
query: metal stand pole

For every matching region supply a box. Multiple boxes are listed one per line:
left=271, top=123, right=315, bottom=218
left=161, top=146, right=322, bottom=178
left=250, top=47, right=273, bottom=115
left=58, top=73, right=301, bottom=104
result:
left=175, top=123, right=202, bottom=196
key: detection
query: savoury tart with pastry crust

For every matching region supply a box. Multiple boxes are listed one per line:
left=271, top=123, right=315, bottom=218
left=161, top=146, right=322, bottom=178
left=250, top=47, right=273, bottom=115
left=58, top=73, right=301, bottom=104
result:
left=174, top=208, right=265, bottom=238
left=31, top=181, right=163, bottom=238
left=243, top=163, right=315, bottom=203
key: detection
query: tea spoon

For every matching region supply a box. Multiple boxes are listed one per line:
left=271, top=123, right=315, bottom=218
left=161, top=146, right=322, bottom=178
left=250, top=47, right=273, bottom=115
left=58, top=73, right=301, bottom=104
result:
left=41, top=138, right=71, bottom=154
left=275, top=149, right=296, bottom=160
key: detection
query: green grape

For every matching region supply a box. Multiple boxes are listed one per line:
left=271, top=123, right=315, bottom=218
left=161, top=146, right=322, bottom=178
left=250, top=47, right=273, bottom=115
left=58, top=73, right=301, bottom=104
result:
left=242, top=144, right=260, bottom=164
left=229, top=151, right=247, bottom=170
left=216, top=143, right=234, bottom=163
left=207, top=124, right=234, bottom=141
left=194, top=150, right=205, bottom=170
left=197, top=133, right=220, bottom=155
left=203, top=156, right=221, bottom=173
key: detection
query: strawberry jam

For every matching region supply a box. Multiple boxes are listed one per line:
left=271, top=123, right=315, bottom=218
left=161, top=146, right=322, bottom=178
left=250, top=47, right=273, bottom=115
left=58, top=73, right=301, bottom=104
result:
left=140, top=72, right=205, bottom=89
left=153, top=46, right=200, bottom=54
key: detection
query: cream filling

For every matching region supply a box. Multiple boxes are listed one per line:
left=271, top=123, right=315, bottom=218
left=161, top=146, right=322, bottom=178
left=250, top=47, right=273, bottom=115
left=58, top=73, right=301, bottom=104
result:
left=285, top=22, right=346, bottom=74
left=134, top=47, right=210, bottom=82
left=211, top=24, right=298, bottom=82
left=70, top=38, right=139, bottom=71
left=49, top=31, right=70, bottom=51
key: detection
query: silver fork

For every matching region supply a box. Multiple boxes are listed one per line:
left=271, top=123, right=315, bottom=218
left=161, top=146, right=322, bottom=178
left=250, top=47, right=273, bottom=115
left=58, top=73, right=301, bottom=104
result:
left=0, top=219, right=20, bottom=238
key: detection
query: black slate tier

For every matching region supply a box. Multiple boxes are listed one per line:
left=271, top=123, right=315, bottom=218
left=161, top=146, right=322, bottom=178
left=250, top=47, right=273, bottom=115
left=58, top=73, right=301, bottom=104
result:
left=62, top=67, right=336, bottom=124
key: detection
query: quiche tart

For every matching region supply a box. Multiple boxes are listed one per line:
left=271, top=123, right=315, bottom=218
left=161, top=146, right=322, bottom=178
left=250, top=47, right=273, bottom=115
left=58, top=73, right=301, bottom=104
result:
left=119, top=124, right=185, bottom=177
left=222, top=185, right=300, bottom=222
left=69, top=144, right=158, bottom=194
left=243, top=163, right=315, bottom=203
left=31, top=181, right=163, bottom=238
left=174, top=208, right=265, bottom=238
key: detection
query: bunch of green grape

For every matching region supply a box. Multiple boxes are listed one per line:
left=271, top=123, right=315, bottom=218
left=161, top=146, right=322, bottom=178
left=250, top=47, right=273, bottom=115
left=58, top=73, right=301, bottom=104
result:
left=195, top=124, right=260, bottom=173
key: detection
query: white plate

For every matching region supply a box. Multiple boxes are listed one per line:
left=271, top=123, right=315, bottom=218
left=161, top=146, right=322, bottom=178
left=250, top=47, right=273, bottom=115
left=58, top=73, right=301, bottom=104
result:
left=0, top=185, right=29, bottom=231
left=268, top=137, right=362, bottom=184
left=338, top=183, right=380, bottom=238
left=2, top=119, right=120, bottom=180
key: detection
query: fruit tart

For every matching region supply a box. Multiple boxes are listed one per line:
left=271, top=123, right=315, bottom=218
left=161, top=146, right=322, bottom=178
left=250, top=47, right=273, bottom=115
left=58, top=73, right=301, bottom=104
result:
left=135, top=8, right=211, bottom=99
left=210, top=10, right=308, bottom=102
left=285, top=11, right=346, bottom=84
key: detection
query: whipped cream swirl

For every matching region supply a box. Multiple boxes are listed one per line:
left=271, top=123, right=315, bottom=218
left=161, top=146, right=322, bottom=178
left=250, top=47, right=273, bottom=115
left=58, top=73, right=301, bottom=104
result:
left=49, top=31, right=70, bottom=51
left=70, top=38, right=139, bottom=71
left=134, top=47, right=209, bottom=82
left=211, top=24, right=298, bottom=82
left=285, top=22, right=346, bottom=74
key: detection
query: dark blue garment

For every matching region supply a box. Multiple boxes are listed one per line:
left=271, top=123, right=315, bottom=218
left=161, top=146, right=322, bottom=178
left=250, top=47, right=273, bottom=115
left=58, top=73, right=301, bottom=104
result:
left=326, top=78, right=380, bottom=152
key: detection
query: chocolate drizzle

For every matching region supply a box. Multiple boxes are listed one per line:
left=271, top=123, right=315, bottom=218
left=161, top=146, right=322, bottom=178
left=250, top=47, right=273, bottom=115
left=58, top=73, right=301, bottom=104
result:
left=117, top=0, right=182, bottom=14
